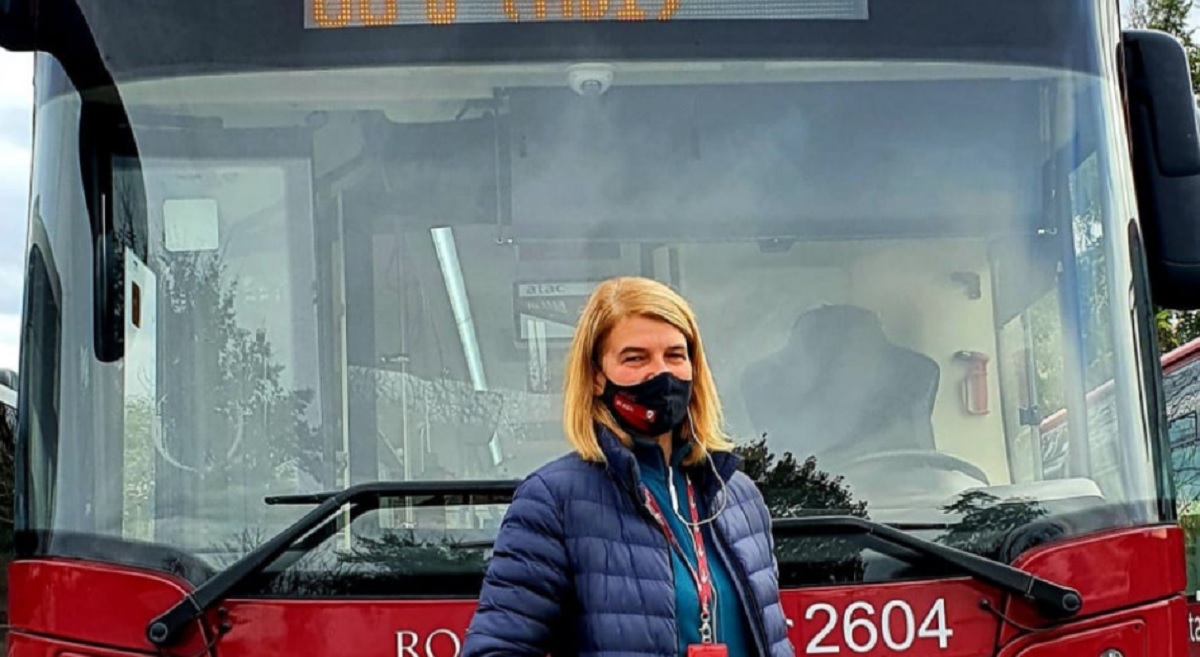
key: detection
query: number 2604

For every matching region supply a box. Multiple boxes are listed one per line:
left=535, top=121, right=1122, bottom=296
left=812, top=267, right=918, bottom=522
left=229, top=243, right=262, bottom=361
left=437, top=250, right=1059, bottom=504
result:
left=802, top=598, right=953, bottom=654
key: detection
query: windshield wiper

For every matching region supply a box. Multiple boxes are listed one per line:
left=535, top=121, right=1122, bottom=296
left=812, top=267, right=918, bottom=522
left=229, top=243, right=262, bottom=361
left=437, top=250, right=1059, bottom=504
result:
left=772, top=516, right=1083, bottom=620
left=263, top=480, right=517, bottom=505
left=145, top=479, right=519, bottom=648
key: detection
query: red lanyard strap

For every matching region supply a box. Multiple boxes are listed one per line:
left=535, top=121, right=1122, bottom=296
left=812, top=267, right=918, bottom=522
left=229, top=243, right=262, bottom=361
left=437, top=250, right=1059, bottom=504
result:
left=642, top=478, right=715, bottom=643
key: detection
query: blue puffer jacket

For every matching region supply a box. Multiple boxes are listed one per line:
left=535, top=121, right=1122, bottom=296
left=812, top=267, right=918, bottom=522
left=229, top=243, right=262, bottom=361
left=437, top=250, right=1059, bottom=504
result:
left=462, top=426, right=794, bottom=657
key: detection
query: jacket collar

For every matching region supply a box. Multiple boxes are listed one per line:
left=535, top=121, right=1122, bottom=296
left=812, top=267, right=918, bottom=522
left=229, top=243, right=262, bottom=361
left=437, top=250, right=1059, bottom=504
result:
left=595, top=423, right=742, bottom=495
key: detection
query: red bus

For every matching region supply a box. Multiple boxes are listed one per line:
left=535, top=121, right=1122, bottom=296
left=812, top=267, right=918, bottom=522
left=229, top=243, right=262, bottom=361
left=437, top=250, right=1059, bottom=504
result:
left=4, top=1, right=1200, bottom=656
left=1037, top=337, right=1200, bottom=655
left=0, top=368, right=15, bottom=652
left=1158, top=339, right=1200, bottom=655
left=0, top=369, right=11, bottom=652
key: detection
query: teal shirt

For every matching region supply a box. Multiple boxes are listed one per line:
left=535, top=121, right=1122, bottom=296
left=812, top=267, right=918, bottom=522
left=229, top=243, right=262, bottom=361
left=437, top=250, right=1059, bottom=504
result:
left=633, top=439, right=755, bottom=657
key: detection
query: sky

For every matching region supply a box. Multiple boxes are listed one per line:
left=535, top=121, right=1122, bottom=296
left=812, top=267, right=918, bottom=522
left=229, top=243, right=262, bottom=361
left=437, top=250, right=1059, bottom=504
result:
left=0, top=51, right=31, bottom=374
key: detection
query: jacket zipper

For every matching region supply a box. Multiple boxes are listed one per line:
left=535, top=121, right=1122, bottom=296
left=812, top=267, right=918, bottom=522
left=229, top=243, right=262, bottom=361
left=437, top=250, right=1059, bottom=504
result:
left=691, top=460, right=772, bottom=655
left=668, top=463, right=771, bottom=657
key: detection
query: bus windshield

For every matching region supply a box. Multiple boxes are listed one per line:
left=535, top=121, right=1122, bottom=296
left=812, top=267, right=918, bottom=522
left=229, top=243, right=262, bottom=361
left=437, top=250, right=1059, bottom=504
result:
left=17, top=0, right=1165, bottom=594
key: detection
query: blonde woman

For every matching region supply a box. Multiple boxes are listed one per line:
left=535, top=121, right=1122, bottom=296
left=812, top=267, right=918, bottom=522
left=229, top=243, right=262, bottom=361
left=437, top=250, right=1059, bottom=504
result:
left=463, top=276, right=792, bottom=657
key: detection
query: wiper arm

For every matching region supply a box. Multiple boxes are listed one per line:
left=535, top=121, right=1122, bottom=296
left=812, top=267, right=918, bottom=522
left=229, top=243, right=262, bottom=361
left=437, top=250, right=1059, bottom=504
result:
left=772, top=516, right=1083, bottom=620
left=145, top=479, right=519, bottom=647
left=263, top=480, right=518, bottom=505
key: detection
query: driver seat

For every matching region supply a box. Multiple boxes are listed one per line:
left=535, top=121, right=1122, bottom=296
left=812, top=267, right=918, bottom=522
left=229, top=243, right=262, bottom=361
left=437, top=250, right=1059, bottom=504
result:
left=740, top=304, right=941, bottom=466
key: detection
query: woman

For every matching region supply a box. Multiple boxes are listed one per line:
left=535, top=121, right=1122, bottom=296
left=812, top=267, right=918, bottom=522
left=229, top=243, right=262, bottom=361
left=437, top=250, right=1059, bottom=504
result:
left=462, top=276, right=793, bottom=657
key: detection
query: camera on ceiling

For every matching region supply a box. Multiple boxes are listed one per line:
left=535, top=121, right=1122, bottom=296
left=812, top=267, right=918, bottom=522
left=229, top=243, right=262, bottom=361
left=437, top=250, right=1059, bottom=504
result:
left=568, top=63, right=615, bottom=97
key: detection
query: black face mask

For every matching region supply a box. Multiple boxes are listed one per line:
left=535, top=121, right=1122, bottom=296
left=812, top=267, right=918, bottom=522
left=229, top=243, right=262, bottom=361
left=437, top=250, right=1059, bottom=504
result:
left=601, top=371, right=693, bottom=438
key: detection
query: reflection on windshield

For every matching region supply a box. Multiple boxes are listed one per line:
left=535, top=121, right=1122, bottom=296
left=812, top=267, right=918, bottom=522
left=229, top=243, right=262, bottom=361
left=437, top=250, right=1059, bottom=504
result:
left=737, top=439, right=869, bottom=583
left=17, top=53, right=1158, bottom=591
left=121, top=242, right=325, bottom=552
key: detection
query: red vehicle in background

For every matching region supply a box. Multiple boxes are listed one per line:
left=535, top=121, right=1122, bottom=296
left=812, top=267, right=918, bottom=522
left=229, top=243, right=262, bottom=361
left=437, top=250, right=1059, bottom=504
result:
left=1157, top=339, right=1200, bottom=655
left=0, top=370, right=12, bottom=650
left=4, top=0, right=1200, bottom=655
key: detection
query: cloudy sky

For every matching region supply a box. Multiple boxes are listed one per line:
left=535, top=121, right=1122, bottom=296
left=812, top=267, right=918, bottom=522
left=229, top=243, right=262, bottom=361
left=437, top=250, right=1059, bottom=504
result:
left=0, top=51, right=31, bottom=373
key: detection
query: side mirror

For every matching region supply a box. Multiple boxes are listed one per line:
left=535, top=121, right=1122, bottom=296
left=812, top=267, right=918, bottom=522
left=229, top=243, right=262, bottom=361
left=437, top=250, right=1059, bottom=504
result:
left=1124, top=29, right=1200, bottom=310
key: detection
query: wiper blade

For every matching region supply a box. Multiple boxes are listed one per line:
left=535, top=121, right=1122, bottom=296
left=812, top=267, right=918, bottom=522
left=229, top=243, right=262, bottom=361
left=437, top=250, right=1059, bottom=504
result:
left=772, top=516, right=1083, bottom=620
left=264, top=480, right=520, bottom=505
left=146, top=479, right=519, bottom=647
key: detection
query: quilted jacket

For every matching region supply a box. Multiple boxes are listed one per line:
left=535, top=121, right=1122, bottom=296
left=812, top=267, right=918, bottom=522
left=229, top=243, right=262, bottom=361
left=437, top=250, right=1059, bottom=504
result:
left=461, top=425, right=795, bottom=657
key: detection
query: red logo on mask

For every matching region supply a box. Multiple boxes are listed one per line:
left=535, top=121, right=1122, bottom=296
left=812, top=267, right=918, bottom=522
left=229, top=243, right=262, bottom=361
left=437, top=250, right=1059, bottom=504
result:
left=613, top=393, right=655, bottom=432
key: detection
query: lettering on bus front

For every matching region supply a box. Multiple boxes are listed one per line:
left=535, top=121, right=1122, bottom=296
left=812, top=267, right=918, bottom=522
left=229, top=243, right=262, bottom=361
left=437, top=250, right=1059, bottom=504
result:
left=398, top=629, right=463, bottom=657
left=801, top=598, right=954, bottom=654
left=394, top=598, right=957, bottom=656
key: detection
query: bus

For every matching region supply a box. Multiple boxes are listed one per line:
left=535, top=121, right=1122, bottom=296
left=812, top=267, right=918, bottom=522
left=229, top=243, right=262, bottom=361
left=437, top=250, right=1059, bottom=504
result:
left=0, top=368, right=15, bottom=652
left=1042, top=337, right=1200, bottom=655
left=1039, top=335, right=1200, bottom=654
left=1159, top=340, right=1200, bottom=654
left=4, top=1, right=1200, bottom=656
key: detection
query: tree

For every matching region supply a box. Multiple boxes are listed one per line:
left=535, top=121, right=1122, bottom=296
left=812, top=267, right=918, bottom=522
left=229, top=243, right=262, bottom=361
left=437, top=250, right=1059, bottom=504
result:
left=1127, top=0, right=1200, bottom=87
left=936, top=491, right=1052, bottom=560
left=1158, top=307, right=1200, bottom=353
left=127, top=247, right=325, bottom=553
left=1126, top=0, right=1200, bottom=353
left=735, top=438, right=869, bottom=585
left=734, top=440, right=1067, bottom=579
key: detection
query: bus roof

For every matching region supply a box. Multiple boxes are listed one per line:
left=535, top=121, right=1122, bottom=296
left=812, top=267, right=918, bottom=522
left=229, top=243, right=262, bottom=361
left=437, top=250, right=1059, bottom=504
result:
left=1162, top=336, right=1200, bottom=369
left=1038, top=336, right=1200, bottom=434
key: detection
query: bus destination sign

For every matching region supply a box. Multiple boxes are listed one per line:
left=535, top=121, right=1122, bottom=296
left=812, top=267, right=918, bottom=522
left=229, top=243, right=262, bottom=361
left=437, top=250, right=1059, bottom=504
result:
left=305, top=0, right=867, bottom=26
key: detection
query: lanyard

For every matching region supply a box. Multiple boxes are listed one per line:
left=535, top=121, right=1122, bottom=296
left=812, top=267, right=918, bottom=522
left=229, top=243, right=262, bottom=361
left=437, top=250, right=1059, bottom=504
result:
left=642, top=477, right=716, bottom=644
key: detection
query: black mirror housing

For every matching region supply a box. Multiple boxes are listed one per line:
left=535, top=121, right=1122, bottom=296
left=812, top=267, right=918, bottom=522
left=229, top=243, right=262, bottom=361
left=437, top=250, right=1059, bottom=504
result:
left=0, top=0, right=36, bottom=51
left=1124, top=29, right=1200, bottom=310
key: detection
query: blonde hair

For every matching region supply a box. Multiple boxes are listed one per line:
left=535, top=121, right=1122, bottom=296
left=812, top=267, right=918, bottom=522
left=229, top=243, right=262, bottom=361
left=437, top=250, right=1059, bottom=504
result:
left=563, top=276, right=734, bottom=466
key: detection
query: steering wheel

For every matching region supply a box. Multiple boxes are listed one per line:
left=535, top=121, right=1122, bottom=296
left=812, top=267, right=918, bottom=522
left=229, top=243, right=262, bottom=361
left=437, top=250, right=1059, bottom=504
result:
left=832, top=449, right=991, bottom=487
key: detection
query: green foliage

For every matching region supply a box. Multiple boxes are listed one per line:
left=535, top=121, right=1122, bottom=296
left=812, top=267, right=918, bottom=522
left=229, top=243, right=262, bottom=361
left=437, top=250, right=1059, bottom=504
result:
left=735, top=438, right=869, bottom=584
left=1127, top=0, right=1200, bottom=88
left=1158, top=308, right=1200, bottom=353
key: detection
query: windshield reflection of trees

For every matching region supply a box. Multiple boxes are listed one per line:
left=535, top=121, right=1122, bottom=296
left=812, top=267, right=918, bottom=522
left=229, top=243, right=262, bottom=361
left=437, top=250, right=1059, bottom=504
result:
left=737, top=438, right=1057, bottom=585
left=129, top=249, right=326, bottom=551
left=159, top=252, right=324, bottom=480
left=230, top=526, right=490, bottom=597
left=735, top=438, right=869, bottom=584
left=137, top=243, right=495, bottom=596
